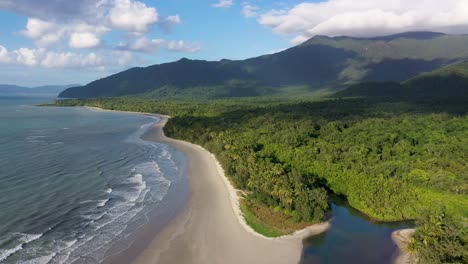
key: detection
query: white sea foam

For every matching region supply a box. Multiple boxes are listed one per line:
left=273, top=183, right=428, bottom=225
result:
left=22, top=253, right=56, bottom=264
left=97, top=199, right=109, bottom=207
left=0, top=244, right=23, bottom=262
left=79, top=200, right=95, bottom=204
left=64, top=239, right=78, bottom=248
left=124, top=117, right=159, bottom=145
left=5, top=115, right=181, bottom=263
left=0, top=233, right=43, bottom=262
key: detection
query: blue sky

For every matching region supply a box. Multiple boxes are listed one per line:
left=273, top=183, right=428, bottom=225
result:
left=0, top=0, right=467, bottom=86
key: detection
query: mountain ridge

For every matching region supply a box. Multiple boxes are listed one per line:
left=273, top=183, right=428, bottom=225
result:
left=1, top=84, right=80, bottom=97
left=59, top=32, right=468, bottom=99
left=334, top=60, right=468, bottom=98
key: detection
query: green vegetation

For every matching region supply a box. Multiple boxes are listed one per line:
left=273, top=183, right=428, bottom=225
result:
left=240, top=199, right=321, bottom=237
left=407, top=209, right=467, bottom=263
left=51, top=56, right=468, bottom=261
left=240, top=199, right=282, bottom=237
left=335, top=61, right=468, bottom=99
left=52, top=96, right=468, bottom=222
left=59, top=32, right=468, bottom=99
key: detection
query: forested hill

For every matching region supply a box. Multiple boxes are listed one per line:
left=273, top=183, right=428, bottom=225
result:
left=334, top=61, right=468, bottom=98
left=0, top=84, right=79, bottom=97
left=59, top=32, right=468, bottom=99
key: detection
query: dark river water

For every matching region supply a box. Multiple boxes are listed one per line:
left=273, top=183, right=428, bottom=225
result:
left=302, top=197, right=412, bottom=264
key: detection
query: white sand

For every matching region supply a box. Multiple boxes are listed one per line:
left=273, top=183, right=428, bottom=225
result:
left=134, top=114, right=330, bottom=264
left=392, top=228, right=416, bottom=264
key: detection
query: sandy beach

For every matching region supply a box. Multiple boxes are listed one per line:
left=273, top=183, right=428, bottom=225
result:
left=392, top=229, right=416, bottom=264
left=131, top=114, right=330, bottom=264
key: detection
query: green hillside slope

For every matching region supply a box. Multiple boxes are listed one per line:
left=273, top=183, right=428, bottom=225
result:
left=335, top=61, right=468, bottom=98
left=60, top=32, right=468, bottom=99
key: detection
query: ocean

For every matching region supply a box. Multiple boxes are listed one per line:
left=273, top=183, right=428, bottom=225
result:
left=0, top=97, right=188, bottom=263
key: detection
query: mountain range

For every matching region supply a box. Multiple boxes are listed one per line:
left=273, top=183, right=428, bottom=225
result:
left=1, top=84, right=80, bottom=97
left=59, top=32, right=468, bottom=99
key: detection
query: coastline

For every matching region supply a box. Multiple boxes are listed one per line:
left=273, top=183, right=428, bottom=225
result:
left=137, top=114, right=330, bottom=264
left=85, top=106, right=330, bottom=263
left=392, top=229, right=416, bottom=264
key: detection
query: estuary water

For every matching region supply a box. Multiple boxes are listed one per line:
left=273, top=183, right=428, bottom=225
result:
left=302, top=198, right=411, bottom=264
left=0, top=98, right=187, bottom=263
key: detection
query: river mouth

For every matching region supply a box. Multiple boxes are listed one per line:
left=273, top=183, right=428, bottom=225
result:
left=302, top=196, right=414, bottom=264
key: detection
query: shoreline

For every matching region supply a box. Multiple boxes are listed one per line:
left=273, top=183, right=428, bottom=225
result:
left=83, top=106, right=412, bottom=264
left=85, top=106, right=330, bottom=263
left=136, top=113, right=331, bottom=264
left=392, top=229, right=416, bottom=264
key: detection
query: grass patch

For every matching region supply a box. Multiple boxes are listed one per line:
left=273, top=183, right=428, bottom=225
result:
left=240, top=199, right=319, bottom=237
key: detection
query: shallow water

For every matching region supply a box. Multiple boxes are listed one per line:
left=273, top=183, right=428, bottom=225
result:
left=302, top=197, right=411, bottom=264
left=0, top=97, right=187, bottom=263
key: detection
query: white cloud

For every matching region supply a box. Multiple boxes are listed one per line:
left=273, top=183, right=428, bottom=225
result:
left=118, top=37, right=166, bottom=53
left=0, top=45, right=106, bottom=68
left=290, top=35, right=309, bottom=45
left=4, top=0, right=200, bottom=66
left=159, top=15, right=181, bottom=34
left=21, top=18, right=56, bottom=39
left=68, top=23, right=109, bottom=49
left=69, top=32, right=101, bottom=49
left=109, top=0, right=158, bottom=33
left=259, top=0, right=468, bottom=43
left=118, top=38, right=201, bottom=53
left=242, top=3, right=259, bottom=18
left=21, top=18, right=109, bottom=49
left=11, top=1, right=160, bottom=35
left=40, top=51, right=103, bottom=68
left=14, top=48, right=41, bottom=66
left=167, top=40, right=201, bottom=53
left=0, top=46, right=11, bottom=64
left=212, top=0, right=234, bottom=8
left=113, top=50, right=136, bottom=66
left=21, top=18, right=64, bottom=47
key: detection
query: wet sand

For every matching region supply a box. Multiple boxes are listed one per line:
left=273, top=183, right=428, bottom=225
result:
left=134, top=114, right=330, bottom=264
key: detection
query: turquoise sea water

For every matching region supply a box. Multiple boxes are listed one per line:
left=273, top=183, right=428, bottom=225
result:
left=0, top=98, right=187, bottom=263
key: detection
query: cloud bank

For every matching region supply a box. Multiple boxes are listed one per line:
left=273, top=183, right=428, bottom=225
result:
left=0, top=46, right=105, bottom=68
left=0, top=0, right=200, bottom=70
left=259, top=0, right=468, bottom=44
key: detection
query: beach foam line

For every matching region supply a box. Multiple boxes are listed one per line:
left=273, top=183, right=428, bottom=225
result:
left=88, top=106, right=331, bottom=240
left=0, top=233, right=43, bottom=262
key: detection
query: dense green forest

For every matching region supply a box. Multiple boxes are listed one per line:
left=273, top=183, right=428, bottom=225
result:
left=52, top=63, right=468, bottom=261
left=335, top=61, right=468, bottom=99
left=407, top=208, right=467, bottom=263
left=59, top=32, right=468, bottom=99
left=52, top=94, right=468, bottom=258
